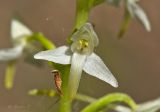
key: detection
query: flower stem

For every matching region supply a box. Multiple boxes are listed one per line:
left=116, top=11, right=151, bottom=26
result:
left=57, top=65, right=71, bottom=112
left=4, top=61, right=16, bottom=89
left=31, top=33, right=56, bottom=50
left=76, top=93, right=96, bottom=103
left=118, top=9, right=132, bottom=38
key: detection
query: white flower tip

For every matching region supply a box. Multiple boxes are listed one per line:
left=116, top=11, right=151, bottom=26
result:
left=146, top=23, right=151, bottom=32
left=111, top=80, right=118, bottom=88
left=104, top=75, right=118, bottom=88
left=83, top=53, right=119, bottom=88
left=11, top=19, right=32, bottom=39
left=103, top=74, right=118, bottom=88
left=34, top=53, right=41, bottom=59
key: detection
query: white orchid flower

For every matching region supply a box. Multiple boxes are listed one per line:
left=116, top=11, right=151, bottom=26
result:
left=34, top=23, right=118, bottom=99
left=0, top=19, right=32, bottom=89
left=126, top=0, right=151, bottom=31
left=0, top=19, right=32, bottom=61
left=115, top=97, right=160, bottom=112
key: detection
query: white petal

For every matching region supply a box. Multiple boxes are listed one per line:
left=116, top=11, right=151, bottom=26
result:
left=11, top=19, right=32, bottom=39
left=0, top=45, right=23, bottom=61
left=114, top=105, right=131, bottom=112
left=127, top=2, right=151, bottom=31
left=68, top=52, right=87, bottom=99
left=83, top=53, right=118, bottom=87
left=134, top=4, right=151, bottom=32
left=137, top=97, right=160, bottom=112
left=34, top=46, right=71, bottom=64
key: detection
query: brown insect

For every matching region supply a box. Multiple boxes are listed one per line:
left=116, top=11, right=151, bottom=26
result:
left=51, top=70, right=63, bottom=96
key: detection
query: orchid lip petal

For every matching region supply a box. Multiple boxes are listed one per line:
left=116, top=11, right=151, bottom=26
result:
left=11, top=19, right=32, bottom=39
left=68, top=52, right=87, bottom=99
left=34, top=45, right=71, bottom=64
left=0, top=45, right=23, bottom=61
left=83, top=53, right=118, bottom=88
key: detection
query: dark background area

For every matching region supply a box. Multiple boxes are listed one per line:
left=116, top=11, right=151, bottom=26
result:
left=0, top=0, right=159, bottom=112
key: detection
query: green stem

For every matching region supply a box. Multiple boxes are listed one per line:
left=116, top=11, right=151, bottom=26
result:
left=93, top=0, right=105, bottom=7
left=4, top=61, right=16, bottom=89
left=67, top=0, right=94, bottom=43
left=76, top=93, right=97, bottom=103
left=58, top=65, right=71, bottom=112
left=118, top=9, right=132, bottom=38
left=81, top=93, right=137, bottom=112
left=74, top=0, right=92, bottom=29
left=28, top=89, right=97, bottom=104
left=31, top=33, right=56, bottom=50
left=30, top=32, right=72, bottom=111
left=74, top=0, right=106, bottom=30
left=28, top=89, right=57, bottom=97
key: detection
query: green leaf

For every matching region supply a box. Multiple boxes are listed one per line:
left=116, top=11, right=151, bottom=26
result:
left=4, top=61, right=16, bottom=89
left=81, top=93, right=137, bottom=112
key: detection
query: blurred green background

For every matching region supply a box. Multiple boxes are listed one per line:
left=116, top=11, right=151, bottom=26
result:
left=0, top=0, right=159, bottom=112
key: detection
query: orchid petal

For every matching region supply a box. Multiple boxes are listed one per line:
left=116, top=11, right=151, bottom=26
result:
left=137, top=97, right=160, bottom=112
left=11, top=19, right=32, bottom=39
left=127, top=1, right=151, bottom=31
left=34, top=46, right=71, bottom=64
left=68, top=52, right=87, bottom=99
left=0, top=45, right=23, bottom=61
left=83, top=53, right=118, bottom=87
